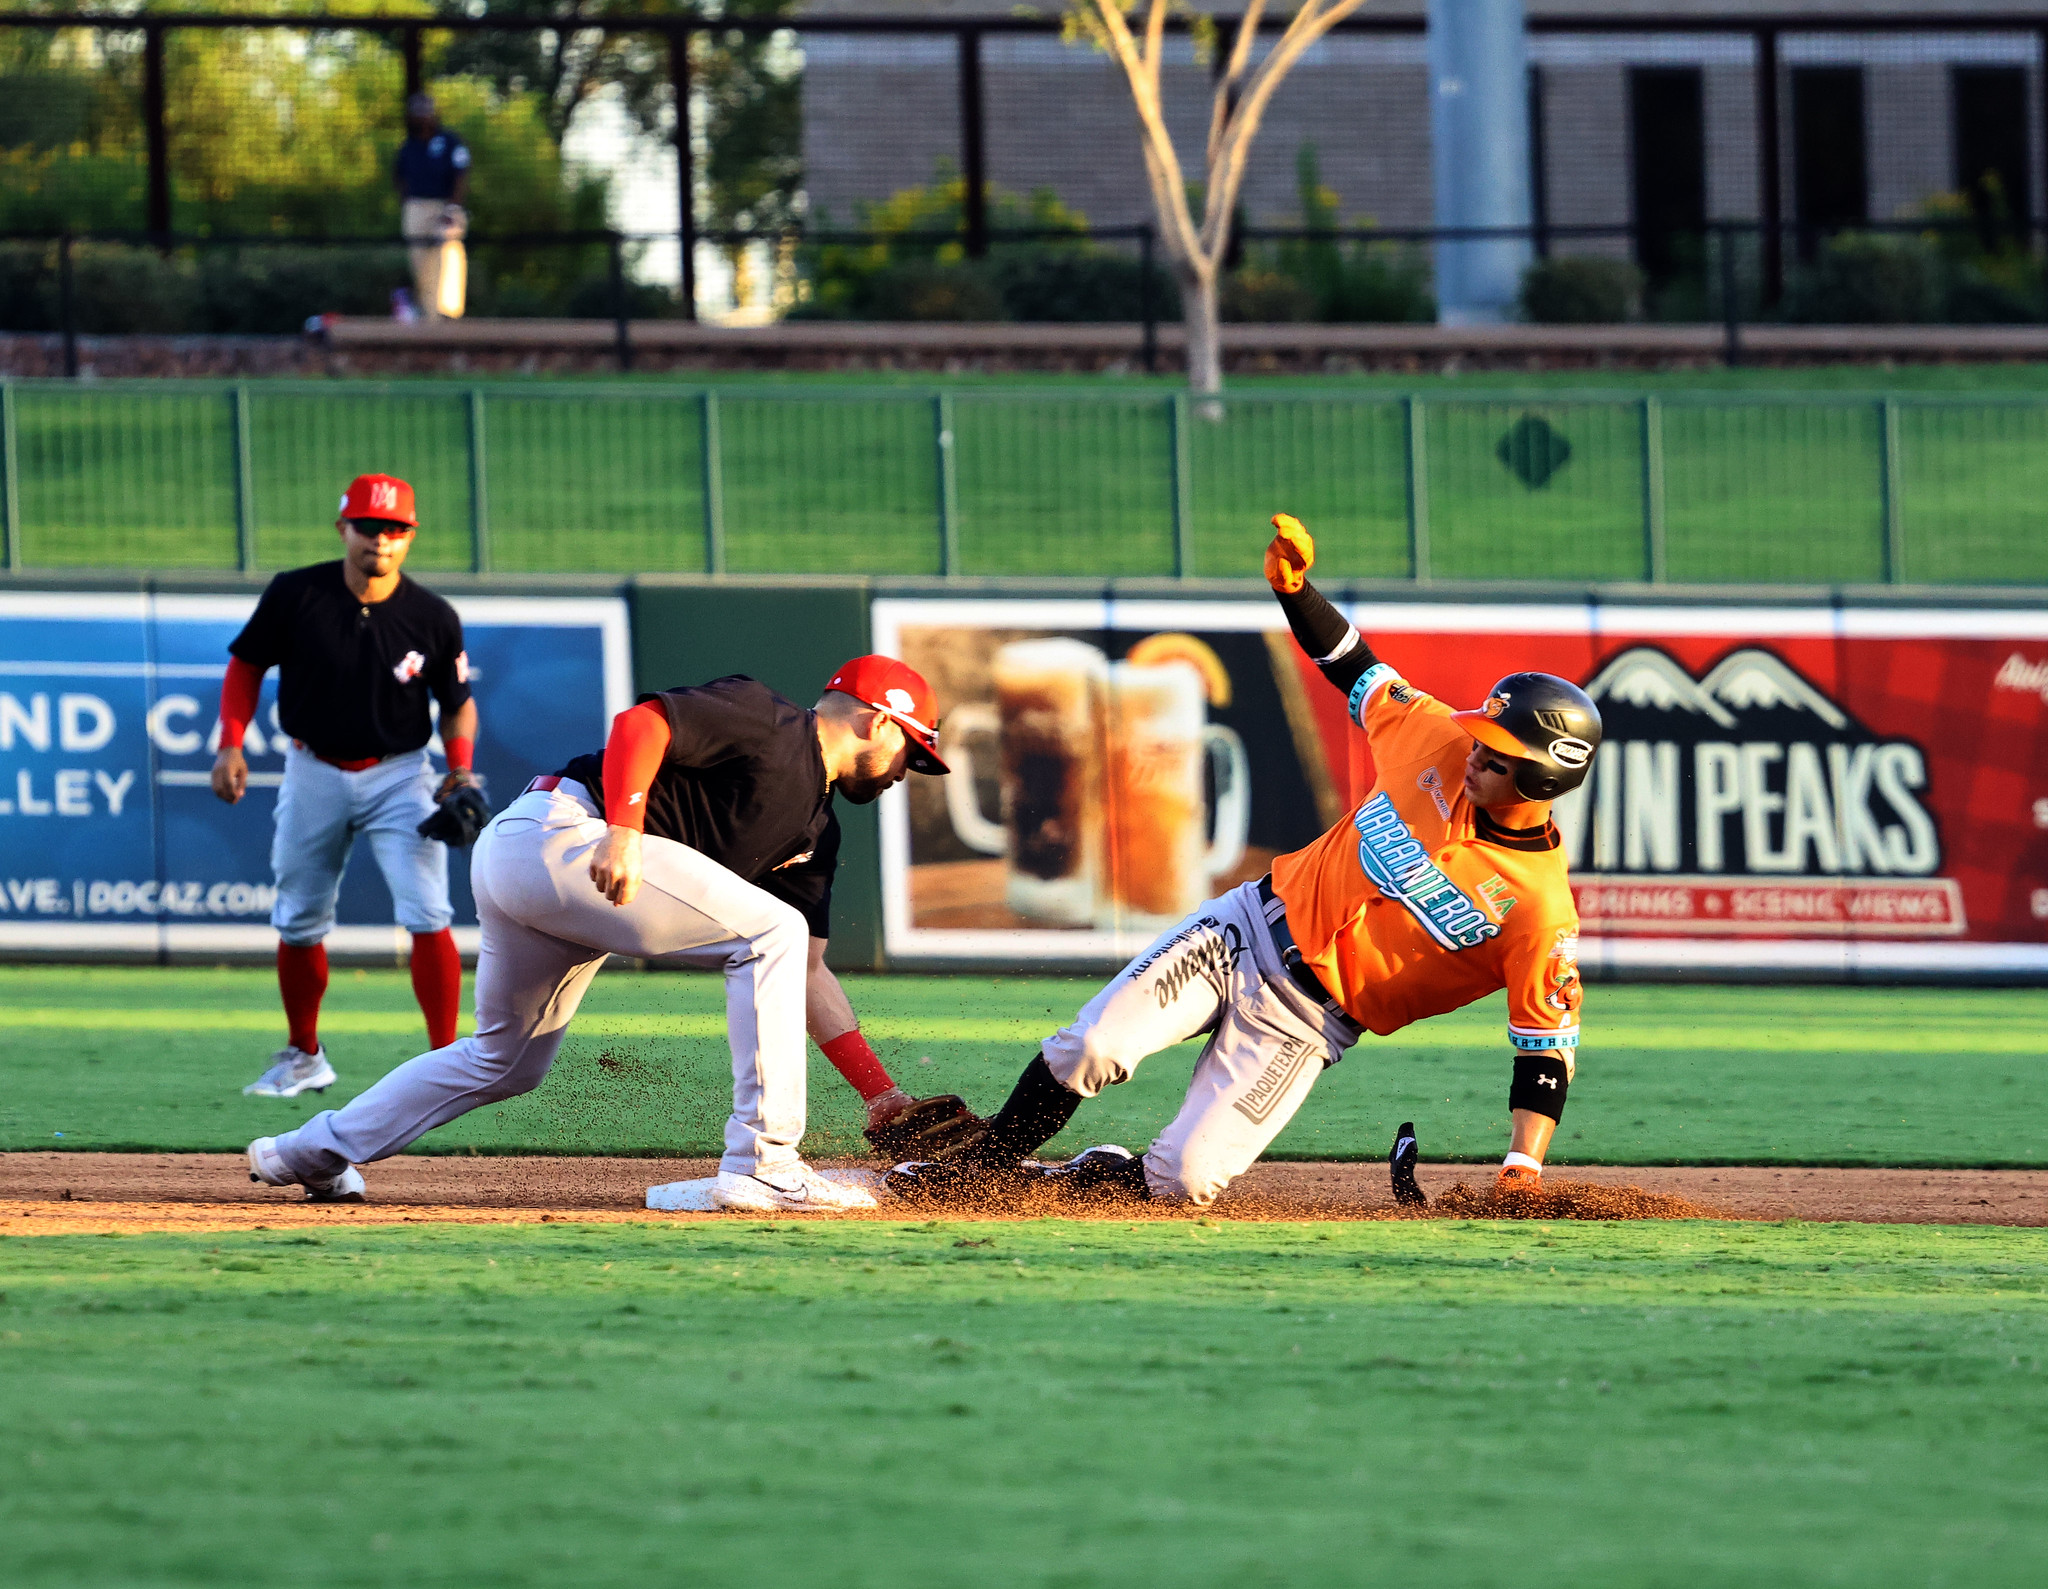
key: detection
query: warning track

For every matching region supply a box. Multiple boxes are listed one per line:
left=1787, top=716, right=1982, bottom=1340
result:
left=2, top=1153, right=2044, bottom=1235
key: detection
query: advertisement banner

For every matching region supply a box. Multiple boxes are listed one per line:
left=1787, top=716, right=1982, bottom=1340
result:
left=873, top=597, right=2048, bottom=976
left=0, top=591, right=631, bottom=956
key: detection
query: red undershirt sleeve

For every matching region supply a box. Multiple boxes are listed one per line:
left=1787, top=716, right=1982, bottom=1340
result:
left=218, top=655, right=265, bottom=751
left=602, top=700, right=672, bottom=831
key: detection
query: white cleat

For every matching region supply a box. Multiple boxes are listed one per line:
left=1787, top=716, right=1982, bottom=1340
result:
left=707, top=1163, right=879, bottom=1213
left=242, top=1045, right=337, bottom=1099
left=247, top=1136, right=366, bottom=1204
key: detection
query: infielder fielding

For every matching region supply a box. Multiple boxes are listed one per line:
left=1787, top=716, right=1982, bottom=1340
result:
left=247, top=656, right=966, bottom=1211
left=891, top=514, right=1602, bottom=1208
left=213, top=473, right=485, bottom=1100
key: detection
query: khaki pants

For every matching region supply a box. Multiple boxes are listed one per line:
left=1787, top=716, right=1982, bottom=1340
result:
left=270, top=781, right=812, bottom=1180
left=1041, top=882, right=1360, bottom=1206
left=402, top=197, right=466, bottom=321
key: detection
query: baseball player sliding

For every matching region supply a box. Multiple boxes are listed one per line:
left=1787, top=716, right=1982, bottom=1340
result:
left=246, top=656, right=964, bottom=1211
left=213, top=474, right=486, bottom=1100
left=891, top=514, right=1602, bottom=1208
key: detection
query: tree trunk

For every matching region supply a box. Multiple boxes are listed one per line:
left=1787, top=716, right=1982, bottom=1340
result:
left=1182, top=264, right=1223, bottom=403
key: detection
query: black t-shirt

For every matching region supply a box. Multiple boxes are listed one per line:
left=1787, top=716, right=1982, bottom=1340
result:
left=229, top=562, right=471, bottom=762
left=560, top=676, right=841, bottom=938
left=393, top=131, right=470, bottom=200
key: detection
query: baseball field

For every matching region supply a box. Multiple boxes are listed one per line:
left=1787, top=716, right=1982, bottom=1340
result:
left=3, top=965, right=2045, bottom=1585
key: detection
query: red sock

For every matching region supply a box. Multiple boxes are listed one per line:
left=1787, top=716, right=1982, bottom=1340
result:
left=820, top=1030, right=895, bottom=1102
left=410, top=929, right=463, bottom=1049
left=277, top=941, right=328, bottom=1055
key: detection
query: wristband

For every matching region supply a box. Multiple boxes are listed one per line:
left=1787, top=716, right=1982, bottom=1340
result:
left=445, top=734, right=474, bottom=772
left=1502, top=1151, right=1544, bottom=1175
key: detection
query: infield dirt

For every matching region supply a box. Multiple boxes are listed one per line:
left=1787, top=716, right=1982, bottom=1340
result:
left=3, top=1152, right=2044, bottom=1234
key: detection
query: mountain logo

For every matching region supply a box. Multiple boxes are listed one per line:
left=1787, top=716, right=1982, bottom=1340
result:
left=1561, top=645, right=1940, bottom=882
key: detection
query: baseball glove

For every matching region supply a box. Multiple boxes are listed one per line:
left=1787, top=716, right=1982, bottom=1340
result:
left=864, top=1094, right=986, bottom=1160
left=417, top=773, right=491, bottom=848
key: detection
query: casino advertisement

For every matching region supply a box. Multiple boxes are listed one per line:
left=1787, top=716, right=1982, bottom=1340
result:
left=873, top=596, right=2048, bottom=976
left=0, top=591, right=630, bottom=957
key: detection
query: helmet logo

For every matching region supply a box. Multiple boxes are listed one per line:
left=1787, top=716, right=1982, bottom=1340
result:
left=1481, top=696, right=1507, bottom=719
left=1549, top=736, right=1593, bottom=769
left=884, top=687, right=916, bottom=714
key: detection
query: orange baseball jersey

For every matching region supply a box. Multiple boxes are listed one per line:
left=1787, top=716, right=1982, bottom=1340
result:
left=1270, top=662, right=1582, bottom=1054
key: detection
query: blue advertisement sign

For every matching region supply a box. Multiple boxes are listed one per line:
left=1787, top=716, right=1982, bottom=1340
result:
left=0, top=591, right=630, bottom=956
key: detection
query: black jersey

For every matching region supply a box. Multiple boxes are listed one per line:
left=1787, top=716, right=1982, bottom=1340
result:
left=229, top=562, right=471, bottom=762
left=559, top=676, right=842, bottom=938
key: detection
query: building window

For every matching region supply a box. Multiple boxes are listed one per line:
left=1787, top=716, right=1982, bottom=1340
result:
left=1953, top=64, right=2032, bottom=246
left=1791, top=66, right=1868, bottom=258
left=1630, top=66, right=1707, bottom=288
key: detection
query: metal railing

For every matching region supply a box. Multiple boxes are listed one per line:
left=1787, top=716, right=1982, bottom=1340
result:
left=4, top=380, right=2045, bottom=586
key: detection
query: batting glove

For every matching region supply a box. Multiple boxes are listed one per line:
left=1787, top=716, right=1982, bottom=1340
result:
left=1265, top=513, right=1314, bottom=593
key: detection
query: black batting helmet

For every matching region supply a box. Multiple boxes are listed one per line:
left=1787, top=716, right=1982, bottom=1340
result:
left=1449, top=672, right=1603, bottom=801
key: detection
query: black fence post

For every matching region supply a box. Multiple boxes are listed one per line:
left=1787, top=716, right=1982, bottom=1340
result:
left=1756, top=26, right=1783, bottom=307
left=1139, top=224, right=1158, bottom=375
left=669, top=25, right=698, bottom=320
left=958, top=27, right=988, bottom=259
left=608, top=232, right=633, bottom=373
left=143, top=25, right=172, bottom=246
left=1718, top=222, right=1742, bottom=368
left=1528, top=64, right=1550, bottom=260
left=403, top=26, right=423, bottom=98
left=58, top=233, right=79, bottom=379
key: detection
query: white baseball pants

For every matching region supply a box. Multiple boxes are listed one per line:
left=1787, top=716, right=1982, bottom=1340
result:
left=270, top=744, right=452, bottom=944
left=1042, top=881, right=1360, bottom=1206
left=271, top=781, right=810, bottom=1181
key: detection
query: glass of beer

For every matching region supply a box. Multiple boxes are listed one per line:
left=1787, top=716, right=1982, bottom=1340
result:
left=991, top=638, right=1107, bottom=925
left=1097, top=661, right=1250, bottom=931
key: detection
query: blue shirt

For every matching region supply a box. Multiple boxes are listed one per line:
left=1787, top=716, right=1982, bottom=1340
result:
left=393, top=131, right=470, bottom=201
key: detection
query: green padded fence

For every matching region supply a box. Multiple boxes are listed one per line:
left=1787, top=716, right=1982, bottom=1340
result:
left=2, top=379, right=2044, bottom=584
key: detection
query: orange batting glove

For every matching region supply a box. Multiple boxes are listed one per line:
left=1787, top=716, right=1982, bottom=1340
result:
left=1264, top=513, right=1314, bottom=594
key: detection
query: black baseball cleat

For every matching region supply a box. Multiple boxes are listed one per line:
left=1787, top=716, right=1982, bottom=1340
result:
left=1033, top=1144, right=1149, bottom=1204
left=1390, top=1121, right=1426, bottom=1208
left=883, top=1154, right=1037, bottom=1207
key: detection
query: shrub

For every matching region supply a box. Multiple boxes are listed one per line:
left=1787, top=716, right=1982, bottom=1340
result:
left=197, top=248, right=406, bottom=333
left=860, top=260, right=1006, bottom=321
left=1780, top=233, right=1943, bottom=324
left=992, top=253, right=1178, bottom=322
left=1221, top=269, right=1318, bottom=322
left=1520, top=255, right=1644, bottom=323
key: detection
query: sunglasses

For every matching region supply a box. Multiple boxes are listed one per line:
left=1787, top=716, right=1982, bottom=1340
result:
left=346, top=519, right=415, bottom=540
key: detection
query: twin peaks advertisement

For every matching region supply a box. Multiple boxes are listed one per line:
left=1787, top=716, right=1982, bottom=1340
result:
left=874, top=597, right=2048, bottom=974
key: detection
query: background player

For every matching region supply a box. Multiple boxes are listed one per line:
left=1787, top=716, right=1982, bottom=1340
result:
left=246, top=657, right=956, bottom=1211
left=890, top=514, right=1601, bottom=1208
left=212, top=473, right=481, bottom=1099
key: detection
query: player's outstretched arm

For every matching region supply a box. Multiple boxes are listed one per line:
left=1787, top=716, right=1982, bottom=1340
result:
left=588, top=702, right=669, bottom=907
left=1265, top=514, right=1381, bottom=695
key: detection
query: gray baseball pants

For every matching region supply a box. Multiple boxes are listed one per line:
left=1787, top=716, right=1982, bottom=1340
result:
left=270, top=744, right=451, bottom=944
left=269, top=780, right=810, bottom=1181
left=1042, top=881, right=1360, bottom=1206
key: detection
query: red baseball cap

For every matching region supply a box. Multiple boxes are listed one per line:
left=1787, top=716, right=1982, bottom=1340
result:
left=337, top=473, right=418, bottom=528
left=824, top=655, right=949, bottom=775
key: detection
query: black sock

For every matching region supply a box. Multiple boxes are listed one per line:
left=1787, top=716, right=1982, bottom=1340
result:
left=979, top=1055, right=1081, bottom=1159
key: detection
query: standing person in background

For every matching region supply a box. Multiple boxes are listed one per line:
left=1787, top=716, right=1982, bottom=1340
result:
left=212, top=473, right=483, bottom=1100
left=393, top=92, right=470, bottom=321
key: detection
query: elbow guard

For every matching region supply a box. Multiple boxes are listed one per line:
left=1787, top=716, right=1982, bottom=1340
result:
left=1509, top=1052, right=1571, bottom=1122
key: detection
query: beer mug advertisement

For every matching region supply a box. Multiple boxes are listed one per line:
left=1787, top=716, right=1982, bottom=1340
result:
left=873, top=597, right=2048, bottom=974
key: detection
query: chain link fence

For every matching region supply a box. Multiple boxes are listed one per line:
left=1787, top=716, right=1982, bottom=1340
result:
left=4, top=377, right=2045, bottom=585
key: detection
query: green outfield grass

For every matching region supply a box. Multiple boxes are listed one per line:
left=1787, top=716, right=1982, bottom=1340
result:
left=12, top=369, right=2048, bottom=584
left=2, top=966, right=2042, bottom=1166
left=2, top=1219, right=2043, bottom=1586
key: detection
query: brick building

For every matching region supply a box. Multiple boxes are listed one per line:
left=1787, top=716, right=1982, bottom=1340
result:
left=797, top=0, right=2048, bottom=273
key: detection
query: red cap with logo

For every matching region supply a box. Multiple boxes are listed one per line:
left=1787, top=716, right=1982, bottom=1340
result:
left=823, top=654, right=949, bottom=775
left=337, top=473, right=419, bottom=528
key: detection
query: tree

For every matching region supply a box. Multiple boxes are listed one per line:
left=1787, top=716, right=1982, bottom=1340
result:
left=1068, top=0, right=1373, bottom=398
